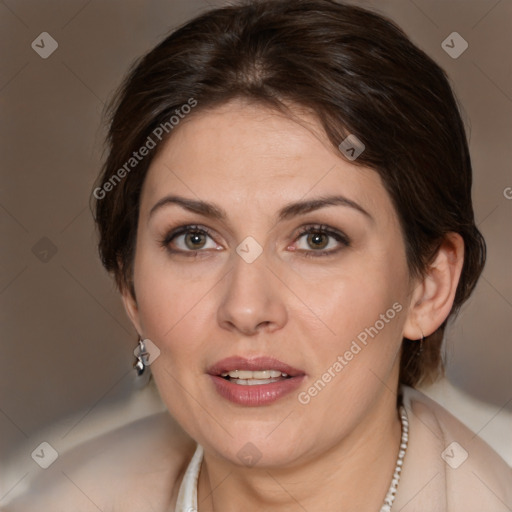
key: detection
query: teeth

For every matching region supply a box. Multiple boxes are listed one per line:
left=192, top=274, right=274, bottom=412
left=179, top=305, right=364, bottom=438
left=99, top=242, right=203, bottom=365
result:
left=232, top=378, right=282, bottom=386
left=220, top=370, right=289, bottom=379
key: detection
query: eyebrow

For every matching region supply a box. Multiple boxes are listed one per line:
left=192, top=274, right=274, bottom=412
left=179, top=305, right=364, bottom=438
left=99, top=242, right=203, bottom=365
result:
left=148, top=194, right=372, bottom=222
left=149, top=195, right=225, bottom=221
left=278, top=195, right=372, bottom=221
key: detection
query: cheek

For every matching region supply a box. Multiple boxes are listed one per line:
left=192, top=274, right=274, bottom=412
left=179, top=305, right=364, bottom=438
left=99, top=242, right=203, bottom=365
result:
left=132, top=246, right=217, bottom=345
left=300, top=284, right=404, bottom=383
left=289, top=247, right=408, bottom=346
left=293, top=260, right=408, bottom=417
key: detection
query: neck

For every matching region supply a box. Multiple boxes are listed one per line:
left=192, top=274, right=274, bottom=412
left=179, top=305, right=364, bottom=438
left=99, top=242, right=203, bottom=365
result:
left=197, top=389, right=402, bottom=512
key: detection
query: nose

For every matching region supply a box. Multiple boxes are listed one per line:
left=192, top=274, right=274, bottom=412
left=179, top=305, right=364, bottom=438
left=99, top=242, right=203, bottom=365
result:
left=217, top=253, right=288, bottom=336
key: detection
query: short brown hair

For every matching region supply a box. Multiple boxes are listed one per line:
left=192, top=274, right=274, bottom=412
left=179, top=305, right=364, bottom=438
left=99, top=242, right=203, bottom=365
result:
left=93, top=0, right=486, bottom=387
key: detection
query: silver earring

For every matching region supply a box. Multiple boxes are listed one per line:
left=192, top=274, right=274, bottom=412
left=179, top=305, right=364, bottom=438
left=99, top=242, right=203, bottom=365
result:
left=133, top=339, right=148, bottom=376
left=417, top=333, right=425, bottom=356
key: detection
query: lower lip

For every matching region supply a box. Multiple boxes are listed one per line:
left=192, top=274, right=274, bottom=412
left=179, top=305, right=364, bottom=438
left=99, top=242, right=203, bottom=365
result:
left=209, top=375, right=305, bottom=406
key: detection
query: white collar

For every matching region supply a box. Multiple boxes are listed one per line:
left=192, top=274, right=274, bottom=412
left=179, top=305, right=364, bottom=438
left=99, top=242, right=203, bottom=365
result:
left=174, top=443, right=203, bottom=512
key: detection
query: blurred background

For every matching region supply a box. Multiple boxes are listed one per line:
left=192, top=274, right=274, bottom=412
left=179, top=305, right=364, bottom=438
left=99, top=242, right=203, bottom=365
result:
left=1, top=0, right=511, bottom=504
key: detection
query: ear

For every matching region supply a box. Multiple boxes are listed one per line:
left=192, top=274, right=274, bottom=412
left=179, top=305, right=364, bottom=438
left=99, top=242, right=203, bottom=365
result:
left=120, top=285, right=144, bottom=337
left=403, top=233, right=465, bottom=340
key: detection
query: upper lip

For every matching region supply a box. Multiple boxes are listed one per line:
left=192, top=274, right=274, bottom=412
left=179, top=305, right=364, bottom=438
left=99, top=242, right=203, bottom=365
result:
left=207, top=356, right=305, bottom=377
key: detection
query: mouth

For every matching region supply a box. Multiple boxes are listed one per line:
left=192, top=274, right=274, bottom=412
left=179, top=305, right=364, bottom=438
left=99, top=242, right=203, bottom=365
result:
left=207, top=356, right=305, bottom=406
left=208, top=356, right=304, bottom=381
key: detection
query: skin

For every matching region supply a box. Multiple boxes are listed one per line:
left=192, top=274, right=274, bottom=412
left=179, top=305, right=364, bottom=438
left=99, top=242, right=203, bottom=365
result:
left=122, top=99, right=464, bottom=511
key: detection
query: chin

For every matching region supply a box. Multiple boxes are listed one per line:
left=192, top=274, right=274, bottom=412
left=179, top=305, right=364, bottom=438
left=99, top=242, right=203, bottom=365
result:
left=202, top=425, right=309, bottom=469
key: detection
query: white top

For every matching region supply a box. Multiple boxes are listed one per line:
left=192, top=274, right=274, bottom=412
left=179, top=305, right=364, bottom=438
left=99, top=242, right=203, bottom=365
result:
left=174, top=444, right=203, bottom=512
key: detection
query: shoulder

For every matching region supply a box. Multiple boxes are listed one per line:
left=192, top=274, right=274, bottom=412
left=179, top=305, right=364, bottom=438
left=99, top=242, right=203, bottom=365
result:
left=397, top=386, right=512, bottom=511
left=3, top=411, right=196, bottom=512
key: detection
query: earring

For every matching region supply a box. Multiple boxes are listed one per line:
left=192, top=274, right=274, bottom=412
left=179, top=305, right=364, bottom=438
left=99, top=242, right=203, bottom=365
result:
left=417, top=333, right=425, bottom=356
left=133, top=339, right=148, bottom=376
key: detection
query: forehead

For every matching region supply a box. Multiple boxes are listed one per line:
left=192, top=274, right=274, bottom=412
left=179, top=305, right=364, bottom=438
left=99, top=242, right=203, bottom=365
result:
left=140, top=100, right=392, bottom=220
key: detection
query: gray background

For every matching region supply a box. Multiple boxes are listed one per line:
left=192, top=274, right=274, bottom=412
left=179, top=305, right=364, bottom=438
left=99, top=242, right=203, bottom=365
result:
left=1, top=0, right=511, bottom=499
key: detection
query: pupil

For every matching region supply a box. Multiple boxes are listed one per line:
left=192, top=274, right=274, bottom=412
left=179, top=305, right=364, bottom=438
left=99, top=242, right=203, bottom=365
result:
left=186, top=231, right=206, bottom=249
left=307, top=233, right=328, bottom=249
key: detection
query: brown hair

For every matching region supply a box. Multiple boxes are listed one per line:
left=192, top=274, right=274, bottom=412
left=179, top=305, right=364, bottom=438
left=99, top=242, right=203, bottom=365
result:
left=92, top=0, right=486, bottom=387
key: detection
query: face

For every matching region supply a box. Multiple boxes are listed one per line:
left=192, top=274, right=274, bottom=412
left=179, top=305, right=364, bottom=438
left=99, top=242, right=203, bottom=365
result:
left=124, top=99, right=416, bottom=467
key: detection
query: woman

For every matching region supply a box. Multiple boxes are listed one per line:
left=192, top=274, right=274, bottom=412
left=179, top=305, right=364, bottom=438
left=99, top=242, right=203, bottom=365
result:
left=7, top=0, right=512, bottom=510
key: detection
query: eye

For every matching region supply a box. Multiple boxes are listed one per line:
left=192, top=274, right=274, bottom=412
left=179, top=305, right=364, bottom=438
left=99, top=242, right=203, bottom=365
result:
left=161, top=225, right=220, bottom=254
left=293, top=225, right=350, bottom=256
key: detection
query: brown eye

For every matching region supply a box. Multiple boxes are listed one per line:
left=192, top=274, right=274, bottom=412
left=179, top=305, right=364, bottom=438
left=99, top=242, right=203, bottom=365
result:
left=185, top=231, right=207, bottom=249
left=294, top=225, right=351, bottom=256
left=162, top=225, right=219, bottom=253
left=306, top=232, right=329, bottom=250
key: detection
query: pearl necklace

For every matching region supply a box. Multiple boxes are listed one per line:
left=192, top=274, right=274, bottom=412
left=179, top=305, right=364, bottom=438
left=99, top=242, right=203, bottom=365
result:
left=379, top=405, right=409, bottom=512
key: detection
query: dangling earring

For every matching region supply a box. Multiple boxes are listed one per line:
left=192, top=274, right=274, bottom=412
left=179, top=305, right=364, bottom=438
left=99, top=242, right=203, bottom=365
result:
left=133, top=339, right=148, bottom=376
left=417, top=332, right=425, bottom=356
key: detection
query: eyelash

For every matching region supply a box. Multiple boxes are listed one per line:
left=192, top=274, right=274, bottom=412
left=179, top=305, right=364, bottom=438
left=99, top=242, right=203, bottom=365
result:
left=295, top=224, right=351, bottom=257
left=159, top=224, right=351, bottom=257
left=160, top=224, right=215, bottom=257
